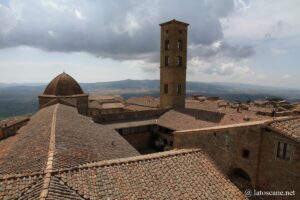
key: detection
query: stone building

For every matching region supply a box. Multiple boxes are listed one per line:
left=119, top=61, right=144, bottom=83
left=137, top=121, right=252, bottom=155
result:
left=160, top=19, right=188, bottom=109
left=89, top=95, right=125, bottom=116
left=0, top=104, right=245, bottom=199
left=38, top=72, right=89, bottom=115
left=0, top=19, right=299, bottom=199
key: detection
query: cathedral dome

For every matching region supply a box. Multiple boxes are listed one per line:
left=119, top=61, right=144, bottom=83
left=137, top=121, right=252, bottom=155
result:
left=43, top=72, right=84, bottom=96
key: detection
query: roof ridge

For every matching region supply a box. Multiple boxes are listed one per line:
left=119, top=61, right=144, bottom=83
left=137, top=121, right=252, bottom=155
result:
left=0, top=171, right=44, bottom=181
left=174, top=119, right=270, bottom=134
left=53, top=148, right=201, bottom=173
left=39, top=104, right=58, bottom=199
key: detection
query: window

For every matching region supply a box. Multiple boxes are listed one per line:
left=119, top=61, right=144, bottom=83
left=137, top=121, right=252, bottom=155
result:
left=177, top=56, right=182, bottom=66
left=164, top=84, right=168, bottom=94
left=166, top=30, right=168, bottom=34
left=165, top=40, right=170, bottom=50
left=177, top=40, right=182, bottom=51
left=165, top=56, right=169, bottom=66
left=242, top=149, right=250, bottom=159
left=277, top=141, right=291, bottom=160
left=177, top=84, right=182, bottom=94
left=179, top=30, right=182, bottom=34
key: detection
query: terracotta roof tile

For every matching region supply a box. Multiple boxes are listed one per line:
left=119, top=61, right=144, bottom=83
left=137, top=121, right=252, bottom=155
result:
left=0, top=175, right=43, bottom=200
left=158, top=101, right=270, bottom=131
left=0, top=106, right=53, bottom=175
left=0, top=104, right=139, bottom=176
left=0, top=147, right=246, bottom=199
left=126, top=96, right=159, bottom=109
left=269, top=117, right=300, bottom=141
left=53, top=149, right=246, bottom=200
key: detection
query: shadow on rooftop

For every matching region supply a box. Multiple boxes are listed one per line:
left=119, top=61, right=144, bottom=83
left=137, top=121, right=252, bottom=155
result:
left=173, top=107, right=225, bottom=123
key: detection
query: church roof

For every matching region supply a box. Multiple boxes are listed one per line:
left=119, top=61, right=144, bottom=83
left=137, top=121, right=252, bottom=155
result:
left=0, top=104, right=139, bottom=176
left=0, top=149, right=246, bottom=199
left=42, top=72, right=85, bottom=96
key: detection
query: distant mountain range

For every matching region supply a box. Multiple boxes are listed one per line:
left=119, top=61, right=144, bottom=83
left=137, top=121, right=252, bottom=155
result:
left=1, top=79, right=300, bottom=119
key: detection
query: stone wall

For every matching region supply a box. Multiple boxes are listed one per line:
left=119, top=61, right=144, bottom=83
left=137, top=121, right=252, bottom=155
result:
left=173, top=122, right=300, bottom=195
left=122, top=132, right=153, bottom=151
left=93, top=109, right=167, bottom=124
left=0, top=119, right=30, bottom=140
left=257, top=128, right=300, bottom=192
left=38, top=95, right=88, bottom=116
left=89, top=108, right=123, bottom=116
left=174, top=123, right=263, bottom=187
left=76, top=95, right=89, bottom=116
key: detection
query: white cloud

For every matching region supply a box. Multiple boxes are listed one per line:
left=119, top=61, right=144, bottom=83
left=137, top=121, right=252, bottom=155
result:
left=283, top=74, right=292, bottom=79
left=188, top=57, right=252, bottom=76
left=224, top=0, right=300, bottom=40
left=270, top=48, right=287, bottom=55
left=42, top=1, right=60, bottom=9
left=74, top=9, right=85, bottom=20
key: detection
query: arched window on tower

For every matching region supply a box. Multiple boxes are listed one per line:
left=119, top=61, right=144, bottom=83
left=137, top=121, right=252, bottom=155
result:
left=177, top=56, right=182, bottom=66
left=164, top=84, right=168, bottom=94
left=177, top=84, right=182, bottom=94
left=165, top=56, right=169, bottom=66
left=177, top=40, right=183, bottom=51
left=165, top=40, right=170, bottom=50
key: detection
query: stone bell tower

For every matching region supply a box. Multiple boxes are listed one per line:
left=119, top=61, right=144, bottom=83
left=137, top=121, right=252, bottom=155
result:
left=159, top=19, right=189, bottom=109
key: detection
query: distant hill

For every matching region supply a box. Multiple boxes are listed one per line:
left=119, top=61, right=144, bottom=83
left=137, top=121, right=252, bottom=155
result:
left=1, top=79, right=300, bottom=119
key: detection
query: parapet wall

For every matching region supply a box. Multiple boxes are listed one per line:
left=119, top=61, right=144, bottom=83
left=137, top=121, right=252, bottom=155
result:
left=92, top=109, right=168, bottom=124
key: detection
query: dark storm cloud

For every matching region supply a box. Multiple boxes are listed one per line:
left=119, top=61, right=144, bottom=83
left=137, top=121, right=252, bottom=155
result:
left=0, top=0, right=253, bottom=62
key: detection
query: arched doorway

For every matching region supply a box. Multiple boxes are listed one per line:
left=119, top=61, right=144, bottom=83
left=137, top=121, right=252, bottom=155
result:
left=229, top=168, right=252, bottom=192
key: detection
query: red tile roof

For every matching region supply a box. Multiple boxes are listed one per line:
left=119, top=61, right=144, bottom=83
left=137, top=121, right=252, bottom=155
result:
left=0, top=149, right=246, bottom=199
left=158, top=101, right=270, bottom=131
left=268, top=117, right=300, bottom=142
left=126, top=96, right=160, bottom=109
left=0, top=104, right=139, bottom=176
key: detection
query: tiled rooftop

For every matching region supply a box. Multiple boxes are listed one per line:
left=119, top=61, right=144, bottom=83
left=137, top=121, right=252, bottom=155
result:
left=0, top=104, right=139, bottom=176
left=269, top=117, right=300, bottom=142
left=89, top=101, right=124, bottom=109
left=158, top=100, right=270, bottom=131
left=126, top=96, right=160, bottom=109
left=0, top=149, right=247, bottom=200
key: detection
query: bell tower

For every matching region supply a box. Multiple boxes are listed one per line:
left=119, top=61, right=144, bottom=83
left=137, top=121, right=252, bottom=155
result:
left=159, top=19, right=189, bottom=109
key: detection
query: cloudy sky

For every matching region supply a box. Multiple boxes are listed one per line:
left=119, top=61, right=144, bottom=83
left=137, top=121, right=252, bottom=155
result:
left=0, top=0, right=299, bottom=88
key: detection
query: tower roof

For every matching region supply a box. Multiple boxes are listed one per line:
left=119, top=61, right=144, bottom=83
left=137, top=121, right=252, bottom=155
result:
left=159, top=19, right=189, bottom=26
left=43, top=72, right=84, bottom=96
